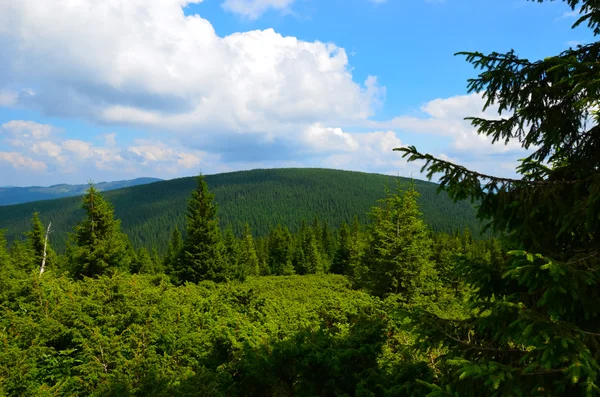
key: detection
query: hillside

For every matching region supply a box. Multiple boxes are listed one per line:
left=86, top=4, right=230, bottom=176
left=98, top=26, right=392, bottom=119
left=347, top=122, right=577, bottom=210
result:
left=0, top=168, right=483, bottom=251
left=0, top=177, right=162, bottom=206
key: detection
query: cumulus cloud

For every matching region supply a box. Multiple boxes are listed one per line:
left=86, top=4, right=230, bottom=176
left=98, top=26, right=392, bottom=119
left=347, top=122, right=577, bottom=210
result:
left=368, top=93, right=525, bottom=156
left=0, top=152, right=47, bottom=171
left=0, top=0, right=530, bottom=183
left=0, top=120, right=213, bottom=182
left=0, top=0, right=383, bottom=150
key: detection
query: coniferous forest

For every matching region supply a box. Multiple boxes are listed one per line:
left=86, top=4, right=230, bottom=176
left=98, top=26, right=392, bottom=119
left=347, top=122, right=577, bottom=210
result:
left=1, top=0, right=599, bottom=395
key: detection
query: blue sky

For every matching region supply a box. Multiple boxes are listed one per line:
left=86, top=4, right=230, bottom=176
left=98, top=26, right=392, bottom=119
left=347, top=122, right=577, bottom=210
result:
left=0, top=0, right=592, bottom=186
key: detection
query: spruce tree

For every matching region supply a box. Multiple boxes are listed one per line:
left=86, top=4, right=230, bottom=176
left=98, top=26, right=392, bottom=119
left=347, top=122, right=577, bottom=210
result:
left=239, top=223, right=260, bottom=276
left=223, top=226, right=246, bottom=281
left=164, top=226, right=183, bottom=277
left=361, top=182, right=437, bottom=299
left=176, top=174, right=226, bottom=283
left=331, top=222, right=352, bottom=275
left=396, top=0, right=600, bottom=393
left=132, top=247, right=162, bottom=274
left=268, top=225, right=294, bottom=275
left=69, top=184, right=131, bottom=278
left=25, top=212, right=55, bottom=272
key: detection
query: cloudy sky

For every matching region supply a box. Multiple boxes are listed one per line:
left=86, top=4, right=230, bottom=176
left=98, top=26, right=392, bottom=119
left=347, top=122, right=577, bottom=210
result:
left=0, top=0, right=591, bottom=186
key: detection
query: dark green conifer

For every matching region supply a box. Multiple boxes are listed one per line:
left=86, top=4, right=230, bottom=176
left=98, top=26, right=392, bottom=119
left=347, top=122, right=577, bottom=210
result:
left=176, top=174, right=226, bottom=283
left=239, top=223, right=260, bottom=276
left=268, top=225, right=294, bottom=275
left=361, top=182, right=437, bottom=299
left=397, top=1, right=600, bottom=392
left=68, top=184, right=131, bottom=278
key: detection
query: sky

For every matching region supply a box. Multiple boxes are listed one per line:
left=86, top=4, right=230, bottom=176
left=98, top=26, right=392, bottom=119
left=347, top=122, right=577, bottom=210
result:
left=0, top=0, right=593, bottom=186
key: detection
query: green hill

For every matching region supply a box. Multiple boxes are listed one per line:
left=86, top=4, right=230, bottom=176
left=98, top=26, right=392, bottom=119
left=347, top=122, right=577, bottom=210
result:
left=0, top=168, right=483, bottom=252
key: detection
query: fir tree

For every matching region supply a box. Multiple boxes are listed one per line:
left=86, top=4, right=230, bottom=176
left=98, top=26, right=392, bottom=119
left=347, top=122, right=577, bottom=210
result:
left=68, top=184, right=131, bottom=278
left=268, top=225, right=294, bottom=275
left=132, top=247, right=162, bottom=274
left=331, top=222, right=351, bottom=275
left=25, top=212, right=55, bottom=272
left=176, top=174, right=226, bottom=283
left=397, top=1, right=600, bottom=393
left=223, top=226, right=246, bottom=281
left=164, top=226, right=183, bottom=276
left=239, top=223, right=260, bottom=276
left=361, top=182, right=437, bottom=299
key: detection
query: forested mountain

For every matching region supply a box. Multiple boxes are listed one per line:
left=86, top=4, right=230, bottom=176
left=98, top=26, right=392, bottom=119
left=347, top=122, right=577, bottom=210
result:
left=0, top=177, right=162, bottom=206
left=0, top=168, right=482, bottom=252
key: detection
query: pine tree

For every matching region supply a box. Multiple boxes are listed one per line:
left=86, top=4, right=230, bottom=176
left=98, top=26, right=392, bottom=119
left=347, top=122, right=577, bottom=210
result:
left=0, top=230, right=9, bottom=270
left=361, top=182, right=437, bottom=299
left=132, top=247, right=162, bottom=274
left=164, top=226, right=183, bottom=276
left=268, top=225, right=294, bottom=275
left=396, top=1, right=600, bottom=393
left=239, top=223, right=260, bottom=276
left=176, top=174, right=226, bottom=283
left=321, top=221, right=336, bottom=271
left=25, top=212, right=55, bottom=273
left=68, top=184, right=131, bottom=278
left=223, top=226, right=246, bottom=281
left=331, top=222, right=351, bottom=275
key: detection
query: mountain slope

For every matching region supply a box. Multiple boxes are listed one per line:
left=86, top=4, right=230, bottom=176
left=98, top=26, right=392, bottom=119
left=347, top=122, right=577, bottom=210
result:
left=0, top=168, right=483, bottom=252
left=0, top=177, right=162, bottom=206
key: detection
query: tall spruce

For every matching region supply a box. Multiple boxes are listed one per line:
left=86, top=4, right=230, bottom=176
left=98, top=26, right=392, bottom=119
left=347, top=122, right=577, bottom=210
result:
left=396, top=0, right=600, bottom=393
left=361, top=182, right=437, bottom=299
left=268, top=224, right=294, bottom=275
left=68, top=184, right=131, bottom=278
left=239, top=223, right=260, bottom=276
left=177, top=174, right=226, bottom=283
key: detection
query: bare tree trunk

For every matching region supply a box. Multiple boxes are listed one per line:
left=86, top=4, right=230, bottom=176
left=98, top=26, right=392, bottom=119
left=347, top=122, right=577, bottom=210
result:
left=40, top=222, right=51, bottom=277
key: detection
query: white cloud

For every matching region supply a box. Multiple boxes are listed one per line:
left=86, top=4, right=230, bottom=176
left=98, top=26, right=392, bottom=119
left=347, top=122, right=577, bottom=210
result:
left=63, top=140, right=93, bottom=159
left=222, top=0, right=295, bottom=19
left=0, top=152, right=47, bottom=171
left=0, top=0, right=383, bottom=148
left=1, top=120, right=56, bottom=140
left=369, top=93, right=525, bottom=155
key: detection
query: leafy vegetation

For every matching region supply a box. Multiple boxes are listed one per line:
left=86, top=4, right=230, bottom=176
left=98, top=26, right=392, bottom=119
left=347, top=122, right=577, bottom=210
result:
left=1, top=0, right=598, bottom=395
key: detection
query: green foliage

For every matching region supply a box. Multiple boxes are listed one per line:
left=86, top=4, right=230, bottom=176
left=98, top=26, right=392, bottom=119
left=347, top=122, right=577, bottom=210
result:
left=25, top=212, right=57, bottom=273
left=0, top=168, right=484, bottom=253
left=68, top=185, right=132, bottom=278
left=358, top=182, right=438, bottom=300
left=238, top=223, right=259, bottom=277
left=176, top=174, right=228, bottom=284
left=268, top=225, right=295, bottom=275
left=395, top=1, right=600, bottom=394
left=0, top=272, right=432, bottom=396
left=163, top=226, right=182, bottom=277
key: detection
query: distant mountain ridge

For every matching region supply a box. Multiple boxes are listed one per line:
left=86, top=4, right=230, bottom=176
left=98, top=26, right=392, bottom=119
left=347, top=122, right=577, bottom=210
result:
left=0, top=177, right=163, bottom=206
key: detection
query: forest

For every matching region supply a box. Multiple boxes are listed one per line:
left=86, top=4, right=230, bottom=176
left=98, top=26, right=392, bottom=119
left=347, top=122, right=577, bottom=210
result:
left=0, top=168, right=482, bottom=253
left=1, top=0, right=599, bottom=395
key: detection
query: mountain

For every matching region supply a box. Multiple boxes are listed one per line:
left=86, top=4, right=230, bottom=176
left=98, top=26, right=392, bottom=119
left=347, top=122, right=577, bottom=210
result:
left=0, top=177, right=163, bottom=206
left=0, top=168, right=483, bottom=252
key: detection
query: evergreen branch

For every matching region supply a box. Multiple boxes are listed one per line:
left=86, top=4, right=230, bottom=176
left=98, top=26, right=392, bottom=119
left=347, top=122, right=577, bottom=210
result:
left=394, top=146, right=583, bottom=186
